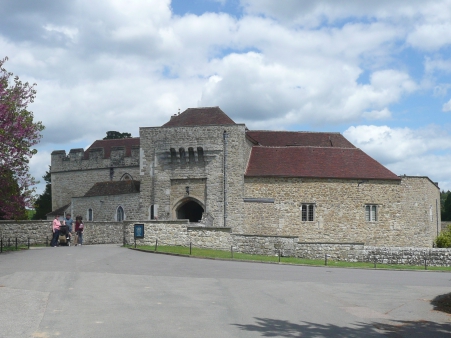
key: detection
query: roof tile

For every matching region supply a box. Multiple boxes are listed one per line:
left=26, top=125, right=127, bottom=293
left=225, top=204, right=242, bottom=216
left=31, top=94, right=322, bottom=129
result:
left=162, top=107, right=236, bottom=127
left=245, top=146, right=399, bottom=180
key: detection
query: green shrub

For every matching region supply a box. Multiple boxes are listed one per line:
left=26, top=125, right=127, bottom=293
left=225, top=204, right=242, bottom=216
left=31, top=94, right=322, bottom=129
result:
left=435, top=225, right=451, bottom=248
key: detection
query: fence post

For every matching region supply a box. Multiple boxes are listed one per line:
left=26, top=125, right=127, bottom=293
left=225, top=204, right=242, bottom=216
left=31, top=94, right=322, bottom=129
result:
left=374, top=257, right=377, bottom=268
left=155, top=239, right=158, bottom=251
left=424, top=257, right=427, bottom=270
left=279, top=250, right=281, bottom=262
left=1, top=237, right=2, bottom=253
left=15, top=237, right=18, bottom=250
left=231, top=246, right=233, bottom=259
left=190, top=242, right=192, bottom=255
left=325, top=254, right=328, bottom=266
left=28, top=238, right=30, bottom=249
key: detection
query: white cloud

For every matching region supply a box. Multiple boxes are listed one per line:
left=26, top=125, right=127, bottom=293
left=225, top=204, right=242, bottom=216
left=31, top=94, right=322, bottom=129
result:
left=344, top=124, right=451, bottom=190
left=443, top=99, right=451, bottom=112
left=362, top=108, right=392, bottom=120
left=407, top=23, right=451, bottom=51
left=1, top=0, right=451, bottom=193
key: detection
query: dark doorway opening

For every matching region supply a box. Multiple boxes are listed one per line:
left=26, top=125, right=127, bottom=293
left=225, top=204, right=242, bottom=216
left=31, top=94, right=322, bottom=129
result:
left=177, top=200, right=204, bottom=222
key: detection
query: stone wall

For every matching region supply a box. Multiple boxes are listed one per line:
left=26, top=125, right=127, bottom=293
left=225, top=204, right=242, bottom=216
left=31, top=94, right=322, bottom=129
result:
left=139, top=124, right=247, bottom=227
left=0, top=221, right=53, bottom=245
left=0, top=221, right=123, bottom=246
left=51, top=148, right=140, bottom=210
left=243, top=176, right=440, bottom=247
left=3, top=220, right=450, bottom=266
left=72, top=193, right=141, bottom=222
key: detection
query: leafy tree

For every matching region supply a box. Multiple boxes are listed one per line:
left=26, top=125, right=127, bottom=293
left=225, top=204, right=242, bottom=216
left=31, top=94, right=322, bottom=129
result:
left=0, top=169, right=27, bottom=220
left=103, top=131, right=132, bottom=139
left=443, top=193, right=451, bottom=222
left=436, top=225, right=451, bottom=248
left=33, top=167, right=52, bottom=220
left=0, top=57, right=44, bottom=219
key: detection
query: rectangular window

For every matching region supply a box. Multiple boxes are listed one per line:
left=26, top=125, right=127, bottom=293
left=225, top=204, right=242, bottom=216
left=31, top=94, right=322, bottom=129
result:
left=365, top=205, right=377, bottom=221
left=301, top=204, right=314, bottom=221
left=88, top=208, right=93, bottom=221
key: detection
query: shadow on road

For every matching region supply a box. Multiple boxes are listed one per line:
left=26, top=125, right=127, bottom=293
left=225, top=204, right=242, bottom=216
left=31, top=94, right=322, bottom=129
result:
left=232, top=317, right=451, bottom=337
left=431, top=293, right=451, bottom=314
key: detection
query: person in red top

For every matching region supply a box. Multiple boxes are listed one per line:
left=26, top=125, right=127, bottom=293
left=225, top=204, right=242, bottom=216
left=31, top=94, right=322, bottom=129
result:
left=75, top=216, right=84, bottom=246
left=51, top=215, right=61, bottom=247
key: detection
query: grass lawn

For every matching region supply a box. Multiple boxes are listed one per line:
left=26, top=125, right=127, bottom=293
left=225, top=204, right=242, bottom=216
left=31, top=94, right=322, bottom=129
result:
left=127, top=244, right=451, bottom=271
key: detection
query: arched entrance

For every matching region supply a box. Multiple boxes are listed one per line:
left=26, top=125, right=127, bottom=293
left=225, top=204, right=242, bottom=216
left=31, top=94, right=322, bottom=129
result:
left=176, top=200, right=204, bottom=222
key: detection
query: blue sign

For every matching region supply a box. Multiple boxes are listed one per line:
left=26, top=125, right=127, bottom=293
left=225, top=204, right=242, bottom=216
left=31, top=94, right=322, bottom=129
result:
left=134, top=224, right=144, bottom=238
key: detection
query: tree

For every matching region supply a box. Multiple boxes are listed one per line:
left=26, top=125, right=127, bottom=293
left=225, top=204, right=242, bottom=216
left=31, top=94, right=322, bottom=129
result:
left=0, top=169, right=27, bottom=220
left=33, top=167, right=52, bottom=220
left=436, top=225, right=451, bottom=248
left=103, top=131, right=132, bottom=139
left=443, top=193, right=451, bottom=222
left=0, top=57, right=44, bottom=219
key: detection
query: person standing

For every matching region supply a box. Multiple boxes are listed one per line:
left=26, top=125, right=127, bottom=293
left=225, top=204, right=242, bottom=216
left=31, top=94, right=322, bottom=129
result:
left=75, top=216, right=84, bottom=246
left=51, top=215, right=61, bottom=247
left=64, top=213, right=74, bottom=241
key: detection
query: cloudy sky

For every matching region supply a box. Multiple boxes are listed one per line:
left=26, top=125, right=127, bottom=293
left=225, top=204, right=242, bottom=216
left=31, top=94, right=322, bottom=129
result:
left=1, top=0, right=451, bottom=195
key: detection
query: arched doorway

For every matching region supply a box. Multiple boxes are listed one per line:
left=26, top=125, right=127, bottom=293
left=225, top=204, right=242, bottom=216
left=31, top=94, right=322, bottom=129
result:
left=176, top=200, right=204, bottom=222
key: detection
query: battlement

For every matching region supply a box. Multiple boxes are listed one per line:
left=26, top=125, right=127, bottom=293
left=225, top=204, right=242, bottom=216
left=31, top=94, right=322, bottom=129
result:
left=51, top=138, right=140, bottom=172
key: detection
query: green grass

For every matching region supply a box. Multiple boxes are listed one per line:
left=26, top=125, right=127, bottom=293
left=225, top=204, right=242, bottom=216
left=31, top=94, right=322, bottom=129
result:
left=127, top=244, right=451, bottom=271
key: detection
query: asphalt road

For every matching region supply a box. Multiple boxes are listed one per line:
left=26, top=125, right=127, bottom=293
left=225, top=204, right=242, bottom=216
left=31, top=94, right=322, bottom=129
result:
left=0, top=244, right=450, bottom=337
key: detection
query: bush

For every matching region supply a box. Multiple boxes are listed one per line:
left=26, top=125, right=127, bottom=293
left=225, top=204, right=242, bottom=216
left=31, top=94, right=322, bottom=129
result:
left=435, top=225, right=451, bottom=248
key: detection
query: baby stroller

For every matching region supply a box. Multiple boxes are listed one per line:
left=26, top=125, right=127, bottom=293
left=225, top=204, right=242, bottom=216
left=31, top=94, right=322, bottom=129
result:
left=59, top=225, right=71, bottom=246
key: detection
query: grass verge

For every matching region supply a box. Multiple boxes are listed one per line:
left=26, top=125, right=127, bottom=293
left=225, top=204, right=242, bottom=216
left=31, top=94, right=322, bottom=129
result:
left=126, top=244, right=451, bottom=271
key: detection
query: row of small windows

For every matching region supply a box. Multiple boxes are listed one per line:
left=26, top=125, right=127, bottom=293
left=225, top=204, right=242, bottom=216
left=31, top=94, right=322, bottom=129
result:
left=170, top=147, right=204, bottom=163
left=300, top=204, right=379, bottom=222
left=86, top=206, right=125, bottom=222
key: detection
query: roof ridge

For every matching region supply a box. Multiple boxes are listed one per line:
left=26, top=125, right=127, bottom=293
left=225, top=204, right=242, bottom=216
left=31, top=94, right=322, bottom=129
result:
left=254, top=145, right=360, bottom=150
left=248, top=130, right=342, bottom=134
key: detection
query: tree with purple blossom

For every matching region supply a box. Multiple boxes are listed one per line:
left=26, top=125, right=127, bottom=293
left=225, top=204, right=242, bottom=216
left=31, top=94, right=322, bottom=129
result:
left=0, top=57, right=44, bottom=220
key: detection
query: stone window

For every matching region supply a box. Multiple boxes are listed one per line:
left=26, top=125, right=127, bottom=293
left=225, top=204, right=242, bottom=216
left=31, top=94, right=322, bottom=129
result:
left=170, top=148, right=177, bottom=163
left=120, top=173, right=133, bottom=181
left=301, top=204, right=314, bottom=221
left=197, top=147, right=204, bottom=162
left=179, top=148, right=186, bottom=163
left=150, top=204, right=158, bottom=220
left=117, top=206, right=124, bottom=221
left=88, top=208, right=93, bottom=221
left=365, top=205, right=377, bottom=221
left=188, top=147, right=195, bottom=163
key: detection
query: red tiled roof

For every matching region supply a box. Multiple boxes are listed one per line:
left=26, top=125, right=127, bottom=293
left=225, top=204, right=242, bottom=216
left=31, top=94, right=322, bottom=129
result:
left=246, top=131, right=356, bottom=148
left=162, top=107, right=236, bottom=127
left=245, top=146, right=400, bottom=180
left=84, top=138, right=140, bottom=159
left=84, top=180, right=141, bottom=197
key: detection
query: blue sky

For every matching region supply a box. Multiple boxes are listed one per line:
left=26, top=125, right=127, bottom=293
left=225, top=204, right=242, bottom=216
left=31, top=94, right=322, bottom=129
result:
left=1, top=0, right=451, bottom=195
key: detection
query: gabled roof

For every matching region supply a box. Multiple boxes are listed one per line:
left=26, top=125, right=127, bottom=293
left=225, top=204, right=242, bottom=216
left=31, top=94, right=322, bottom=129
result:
left=245, top=146, right=400, bottom=180
left=84, top=180, right=141, bottom=197
left=162, top=107, right=236, bottom=127
left=246, top=131, right=356, bottom=148
left=84, top=138, right=140, bottom=159
left=47, top=204, right=71, bottom=216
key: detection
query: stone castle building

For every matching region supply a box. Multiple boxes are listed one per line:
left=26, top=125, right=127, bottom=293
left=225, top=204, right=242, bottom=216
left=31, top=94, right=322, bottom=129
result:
left=50, top=107, right=441, bottom=247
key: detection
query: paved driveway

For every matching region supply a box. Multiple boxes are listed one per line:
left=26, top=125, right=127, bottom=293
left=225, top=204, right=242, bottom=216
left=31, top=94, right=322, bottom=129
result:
left=0, top=244, right=450, bottom=337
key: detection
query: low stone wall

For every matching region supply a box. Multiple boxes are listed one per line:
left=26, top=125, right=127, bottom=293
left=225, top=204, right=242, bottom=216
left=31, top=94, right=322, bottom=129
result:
left=2, top=220, right=451, bottom=266
left=295, top=242, right=365, bottom=260
left=359, top=247, right=451, bottom=266
left=0, top=220, right=52, bottom=245
left=232, top=234, right=298, bottom=256
left=83, top=222, right=124, bottom=245
left=0, top=220, right=123, bottom=246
